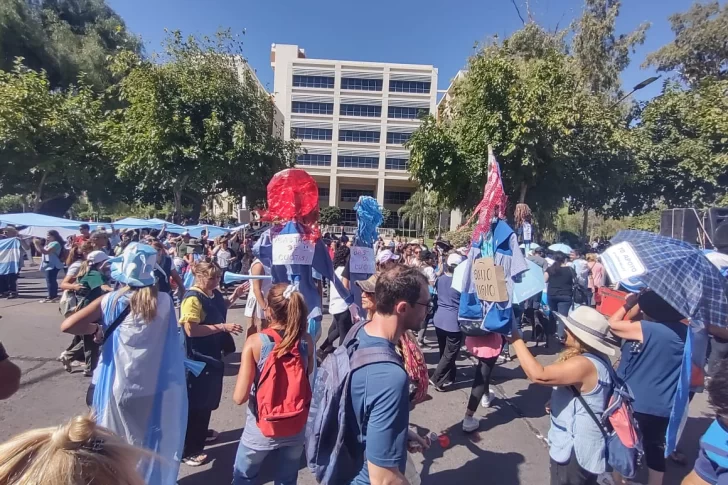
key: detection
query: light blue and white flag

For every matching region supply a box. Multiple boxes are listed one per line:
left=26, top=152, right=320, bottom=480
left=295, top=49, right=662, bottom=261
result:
left=0, top=238, right=23, bottom=275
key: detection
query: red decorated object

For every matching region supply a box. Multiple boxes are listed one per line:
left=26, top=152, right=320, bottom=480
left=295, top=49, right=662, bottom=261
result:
left=463, top=147, right=508, bottom=243
left=265, top=169, right=321, bottom=240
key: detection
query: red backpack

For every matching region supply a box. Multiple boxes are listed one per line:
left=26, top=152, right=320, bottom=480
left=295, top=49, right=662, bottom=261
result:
left=254, top=329, right=312, bottom=437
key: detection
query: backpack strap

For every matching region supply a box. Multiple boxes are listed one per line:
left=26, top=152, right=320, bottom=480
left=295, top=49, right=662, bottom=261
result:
left=101, top=305, right=131, bottom=345
left=569, top=385, right=609, bottom=439
left=350, top=346, right=402, bottom=371
left=342, top=318, right=370, bottom=346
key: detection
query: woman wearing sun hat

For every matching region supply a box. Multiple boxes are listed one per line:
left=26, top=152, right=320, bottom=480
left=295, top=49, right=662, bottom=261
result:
left=508, top=306, right=619, bottom=485
left=61, top=242, right=188, bottom=485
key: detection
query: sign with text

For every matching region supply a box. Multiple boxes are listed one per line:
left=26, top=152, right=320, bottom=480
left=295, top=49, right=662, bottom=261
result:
left=600, top=241, right=647, bottom=283
left=472, top=258, right=508, bottom=302
left=272, top=233, right=315, bottom=266
left=349, top=246, right=375, bottom=274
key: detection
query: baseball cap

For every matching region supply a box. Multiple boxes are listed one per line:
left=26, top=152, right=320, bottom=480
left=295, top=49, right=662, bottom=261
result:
left=356, top=274, right=378, bottom=293
left=87, top=250, right=110, bottom=265
left=376, top=249, right=400, bottom=265
left=409, top=239, right=419, bottom=245
left=446, top=253, right=465, bottom=267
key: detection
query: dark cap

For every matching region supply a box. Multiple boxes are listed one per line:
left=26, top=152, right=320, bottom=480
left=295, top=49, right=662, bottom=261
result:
left=356, top=274, right=378, bottom=293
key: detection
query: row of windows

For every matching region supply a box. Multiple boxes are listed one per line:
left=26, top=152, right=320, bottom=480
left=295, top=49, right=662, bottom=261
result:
left=341, top=78, right=382, bottom=91
left=296, top=154, right=331, bottom=166
left=340, top=208, right=358, bottom=225
left=319, top=187, right=330, bottom=198
left=293, top=75, right=334, bottom=89
left=292, top=127, right=332, bottom=140
left=292, top=101, right=333, bottom=115
left=341, top=189, right=375, bottom=202
left=339, top=130, right=380, bottom=143
left=385, top=158, right=409, bottom=170
left=338, top=156, right=378, bottom=169
left=292, top=76, right=431, bottom=94
left=340, top=104, right=381, bottom=117
left=384, top=191, right=412, bottom=204
left=388, top=106, right=428, bottom=119
left=386, top=132, right=412, bottom=144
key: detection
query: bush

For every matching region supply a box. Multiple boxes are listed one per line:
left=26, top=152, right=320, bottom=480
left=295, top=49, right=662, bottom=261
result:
left=320, top=206, right=342, bottom=225
left=442, top=228, right=471, bottom=248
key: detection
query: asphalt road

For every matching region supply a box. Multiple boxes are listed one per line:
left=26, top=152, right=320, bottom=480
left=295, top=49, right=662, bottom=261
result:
left=0, top=269, right=712, bottom=484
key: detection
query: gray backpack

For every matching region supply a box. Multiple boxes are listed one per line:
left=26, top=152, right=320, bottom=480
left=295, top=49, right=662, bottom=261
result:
left=305, top=319, right=402, bottom=484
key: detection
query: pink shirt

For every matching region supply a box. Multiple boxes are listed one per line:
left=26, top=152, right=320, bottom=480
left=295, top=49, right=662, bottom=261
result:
left=588, top=261, right=605, bottom=290
left=465, top=333, right=504, bottom=359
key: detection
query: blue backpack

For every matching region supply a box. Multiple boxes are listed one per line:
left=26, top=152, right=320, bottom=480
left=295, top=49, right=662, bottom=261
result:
left=305, top=319, right=402, bottom=484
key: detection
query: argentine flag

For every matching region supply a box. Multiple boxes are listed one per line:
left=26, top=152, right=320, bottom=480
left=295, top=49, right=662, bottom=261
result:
left=0, top=238, right=23, bottom=275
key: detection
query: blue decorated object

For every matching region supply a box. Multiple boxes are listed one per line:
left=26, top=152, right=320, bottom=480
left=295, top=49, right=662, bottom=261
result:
left=353, top=196, right=383, bottom=247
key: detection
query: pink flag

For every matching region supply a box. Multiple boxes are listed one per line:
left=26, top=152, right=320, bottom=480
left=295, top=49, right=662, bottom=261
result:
left=464, top=148, right=507, bottom=243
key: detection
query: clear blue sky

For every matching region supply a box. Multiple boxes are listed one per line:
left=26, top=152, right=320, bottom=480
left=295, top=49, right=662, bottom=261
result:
left=107, top=0, right=700, bottom=101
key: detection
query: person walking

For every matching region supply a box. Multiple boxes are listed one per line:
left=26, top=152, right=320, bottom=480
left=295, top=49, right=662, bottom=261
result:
left=231, top=283, right=314, bottom=485
left=430, top=253, right=464, bottom=391
left=179, top=262, right=246, bottom=466
left=509, top=306, right=618, bottom=484
left=60, top=242, right=188, bottom=485
left=546, top=252, right=574, bottom=343
left=609, top=290, right=688, bottom=485
left=586, top=254, right=605, bottom=307
left=34, top=230, right=65, bottom=303
left=318, top=246, right=352, bottom=360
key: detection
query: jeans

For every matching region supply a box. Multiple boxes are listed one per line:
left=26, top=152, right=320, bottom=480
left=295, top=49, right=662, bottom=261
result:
left=0, top=273, right=18, bottom=295
left=45, top=268, right=60, bottom=299
left=548, top=295, right=573, bottom=339
left=431, top=327, right=462, bottom=387
left=232, top=441, right=303, bottom=485
left=467, top=356, right=498, bottom=412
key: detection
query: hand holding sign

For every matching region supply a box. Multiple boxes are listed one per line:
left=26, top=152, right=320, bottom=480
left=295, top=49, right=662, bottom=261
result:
left=472, top=258, right=508, bottom=302
left=349, top=246, right=375, bottom=274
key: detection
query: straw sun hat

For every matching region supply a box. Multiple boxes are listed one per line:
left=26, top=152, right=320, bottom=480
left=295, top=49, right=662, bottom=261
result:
left=555, top=306, right=619, bottom=356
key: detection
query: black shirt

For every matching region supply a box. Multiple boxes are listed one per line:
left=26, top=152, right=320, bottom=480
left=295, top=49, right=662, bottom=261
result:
left=547, top=265, right=573, bottom=298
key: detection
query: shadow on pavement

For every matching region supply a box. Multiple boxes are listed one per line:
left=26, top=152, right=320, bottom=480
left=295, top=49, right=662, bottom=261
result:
left=179, top=427, right=243, bottom=485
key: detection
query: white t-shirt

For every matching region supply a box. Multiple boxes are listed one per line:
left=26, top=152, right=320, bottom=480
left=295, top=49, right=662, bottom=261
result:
left=216, top=248, right=232, bottom=269
left=421, top=265, right=436, bottom=285
left=67, top=261, right=83, bottom=279
left=328, top=266, right=349, bottom=315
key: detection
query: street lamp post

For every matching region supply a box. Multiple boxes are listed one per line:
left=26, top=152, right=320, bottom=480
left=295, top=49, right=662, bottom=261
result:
left=611, top=75, right=661, bottom=107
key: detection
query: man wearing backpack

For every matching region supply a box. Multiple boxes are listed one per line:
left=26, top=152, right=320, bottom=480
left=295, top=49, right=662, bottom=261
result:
left=307, top=265, right=430, bottom=485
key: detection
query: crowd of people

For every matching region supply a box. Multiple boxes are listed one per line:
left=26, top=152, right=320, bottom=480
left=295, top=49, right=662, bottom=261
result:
left=0, top=223, right=727, bottom=485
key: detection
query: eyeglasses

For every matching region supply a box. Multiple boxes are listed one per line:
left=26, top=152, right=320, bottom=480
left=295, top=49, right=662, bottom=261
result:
left=414, top=300, right=433, bottom=312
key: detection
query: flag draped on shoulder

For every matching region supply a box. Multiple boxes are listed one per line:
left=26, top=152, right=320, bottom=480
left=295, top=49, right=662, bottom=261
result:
left=0, top=238, right=23, bottom=275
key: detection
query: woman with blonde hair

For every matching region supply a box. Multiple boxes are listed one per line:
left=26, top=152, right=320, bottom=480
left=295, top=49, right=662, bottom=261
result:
left=179, top=261, right=247, bottom=466
left=61, top=243, right=187, bottom=485
left=508, top=306, right=619, bottom=485
left=0, top=415, right=147, bottom=485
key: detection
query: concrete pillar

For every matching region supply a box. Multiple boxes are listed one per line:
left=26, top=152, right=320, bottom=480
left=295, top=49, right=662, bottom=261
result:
left=329, top=174, right=338, bottom=207
left=376, top=177, right=385, bottom=206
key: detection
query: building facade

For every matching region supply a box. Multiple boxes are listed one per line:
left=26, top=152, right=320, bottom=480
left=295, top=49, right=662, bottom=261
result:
left=271, top=44, right=438, bottom=233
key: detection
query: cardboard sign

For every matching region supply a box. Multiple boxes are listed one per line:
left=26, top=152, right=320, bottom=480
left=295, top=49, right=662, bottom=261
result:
left=350, top=246, right=375, bottom=274
left=272, top=233, right=315, bottom=266
left=472, top=258, right=509, bottom=302
left=600, top=241, right=646, bottom=283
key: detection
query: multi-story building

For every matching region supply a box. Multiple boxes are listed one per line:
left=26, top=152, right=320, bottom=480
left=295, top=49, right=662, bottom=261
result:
left=270, top=44, right=438, bottom=234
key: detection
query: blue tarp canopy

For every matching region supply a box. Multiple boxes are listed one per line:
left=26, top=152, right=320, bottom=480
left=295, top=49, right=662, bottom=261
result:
left=184, top=224, right=231, bottom=238
left=0, top=212, right=94, bottom=229
left=112, top=217, right=187, bottom=234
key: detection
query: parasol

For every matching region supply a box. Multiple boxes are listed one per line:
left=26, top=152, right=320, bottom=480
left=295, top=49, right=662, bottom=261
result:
left=548, top=243, right=572, bottom=254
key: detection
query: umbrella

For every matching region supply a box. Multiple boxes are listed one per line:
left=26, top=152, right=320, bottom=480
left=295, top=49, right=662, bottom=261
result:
left=603, top=230, right=728, bottom=328
left=548, top=243, right=572, bottom=254
left=519, top=242, right=541, bottom=249
left=513, top=260, right=546, bottom=304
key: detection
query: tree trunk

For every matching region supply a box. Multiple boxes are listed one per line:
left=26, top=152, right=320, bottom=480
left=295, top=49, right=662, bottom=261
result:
left=582, top=209, right=589, bottom=239
left=519, top=182, right=528, bottom=204
left=33, top=171, right=48, bottom=211
left=173, top=175, right=190, bottom=223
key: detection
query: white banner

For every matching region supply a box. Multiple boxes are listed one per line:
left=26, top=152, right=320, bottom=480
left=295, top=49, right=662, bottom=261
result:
left=349, top=246, right=375, bottom=274
left=600, top=241, right=647, bottom=283
left=272, top=233, right=315, bottom=266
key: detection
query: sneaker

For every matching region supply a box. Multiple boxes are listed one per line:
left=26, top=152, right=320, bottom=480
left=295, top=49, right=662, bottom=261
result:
left=429, top=379, right=445, bottom=392
left=6, top=293, right=17, bottom=299
left=59, top=354, right=73, bottom=373
left=481, top=391, right=496, bottom=408
left=205, top=429, right=219, bottom=443
left=0, top=293, right=8, bottom=299
left=462, top=415, right=480, bottom=433
left=182, top=453, right=208, bottom=467
left=40, top=298, right=54, bottom=303
left=83, top=369, right=93, bottom=377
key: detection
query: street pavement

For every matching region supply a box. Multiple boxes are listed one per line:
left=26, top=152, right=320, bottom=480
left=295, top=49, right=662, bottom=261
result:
left=0, top=269, right=713, bottom=484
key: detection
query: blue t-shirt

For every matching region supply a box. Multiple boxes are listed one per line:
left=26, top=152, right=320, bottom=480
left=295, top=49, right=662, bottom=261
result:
left=433, top=274, right=461, bottom=333
left=349, top=328, right=409, bottom=484
left=694, top=419, right=728, bottom=485
left=617, top=320, right=687, bottom=417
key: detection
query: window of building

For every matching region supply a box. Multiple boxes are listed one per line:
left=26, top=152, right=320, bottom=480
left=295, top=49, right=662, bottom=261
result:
left=339, top=130, right=380, bottom=143
left=296, top=154, right=331, bottom=166
left=386, top=132, right=412, bottom=144
left=381, top=212, right=402, bottom=229
left=338, top=156, right=378, bottom=169
left=389, top=80, right=431, bottom=93
left=319, top=187, right=330, bottom=199
left=340, top=208, right=358, bottom=225
left=385, top=158, right=409, bottom=170
left=292, top=101, right=334, bottom=115
left=293, top=75, right=334, bottom=89
left=341, top=78, right=383, bottom=91
left=341, top=189, right=375, bottom=202
left=384, top=190, right=411, bottom=204
left=340, top=104, right=381, bottom=117
left=292, top=127, right=332, bottom=140
left=387, top=106, right=429, bottom=119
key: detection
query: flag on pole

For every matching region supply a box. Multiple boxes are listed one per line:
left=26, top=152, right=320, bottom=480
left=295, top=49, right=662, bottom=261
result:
left=464, top=146, right=508, bottom=243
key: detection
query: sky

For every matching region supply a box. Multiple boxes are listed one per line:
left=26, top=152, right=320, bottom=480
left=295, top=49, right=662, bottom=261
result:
left=107, top=0, right=702, bottom=102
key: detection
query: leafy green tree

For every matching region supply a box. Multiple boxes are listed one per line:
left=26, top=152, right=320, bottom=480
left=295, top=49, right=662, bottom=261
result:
left=319, top=206, right=341, bottom=226
left=397, top=189, right=441, bottom=237
left=104, top=30, right=298, bottom=221
left=644, top=1, right=728, bottom=86
left=0, top=59, right=107, bottom=212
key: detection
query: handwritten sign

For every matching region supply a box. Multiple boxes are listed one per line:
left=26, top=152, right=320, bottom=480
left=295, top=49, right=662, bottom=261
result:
left=350, top=246, right=375, bottom=274
left=272, top=233, right=315, bottom=266
left=601, top=241, right=646, bottom=283
left=472, top=258, right=508, bottom=302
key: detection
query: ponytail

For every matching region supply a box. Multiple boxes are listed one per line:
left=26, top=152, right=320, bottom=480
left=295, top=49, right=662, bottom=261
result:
left=111, top=285, right=159, bottom=323
left=266, top=283, right=309, bottom=357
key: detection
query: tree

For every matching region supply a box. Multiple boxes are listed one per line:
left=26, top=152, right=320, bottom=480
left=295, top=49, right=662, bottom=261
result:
left=397, top=190, right=441, bottom=237
left=644, top=1, right=728, bottom=86
left=0, top=59, right=108, bottom=212
left=0, top=0, right=141, bottom=90
left=319, top=206, right=341, bottom=226
left=104, top=30, right=298, bottom=221
left=380, top=207, right=392, bottom=226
